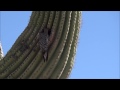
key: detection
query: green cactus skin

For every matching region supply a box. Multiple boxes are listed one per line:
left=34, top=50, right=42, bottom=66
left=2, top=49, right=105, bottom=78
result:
left=0, top=11, right=82, bottom=79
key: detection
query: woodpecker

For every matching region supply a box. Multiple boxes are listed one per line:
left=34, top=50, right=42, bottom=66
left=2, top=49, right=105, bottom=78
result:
left=39, top=28, right=49, bottom=62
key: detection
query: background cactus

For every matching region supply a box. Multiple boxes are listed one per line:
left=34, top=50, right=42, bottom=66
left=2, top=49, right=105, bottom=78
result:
left=0, top=42, right=4, bottom=61
left=0, top=11, right=82, bottom=79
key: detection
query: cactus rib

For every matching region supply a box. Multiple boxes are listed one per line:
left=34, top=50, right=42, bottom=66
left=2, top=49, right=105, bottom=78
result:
left=29, top=11, right=56, bottom=79
left=50, top=11, right=77, bottom=79
left=60, top=11, right=81, bottom=79
left=39, top=11, right=71, bottom=79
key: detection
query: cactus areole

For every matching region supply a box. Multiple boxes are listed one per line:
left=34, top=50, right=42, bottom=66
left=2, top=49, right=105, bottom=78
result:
left=0, top=11, right=82, bottom=79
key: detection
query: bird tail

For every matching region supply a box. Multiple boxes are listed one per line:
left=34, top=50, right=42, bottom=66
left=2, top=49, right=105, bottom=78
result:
left=43, top=51, right=48, bottom=62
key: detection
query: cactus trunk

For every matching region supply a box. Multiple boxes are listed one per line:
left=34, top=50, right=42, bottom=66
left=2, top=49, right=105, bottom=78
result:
left=0, top=11, right=82, bottom=79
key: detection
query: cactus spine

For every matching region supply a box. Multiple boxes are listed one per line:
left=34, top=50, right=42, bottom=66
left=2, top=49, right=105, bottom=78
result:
left=0, top=11, right=82, bottom=79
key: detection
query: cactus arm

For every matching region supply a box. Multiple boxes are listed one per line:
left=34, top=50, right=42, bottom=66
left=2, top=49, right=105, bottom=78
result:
left=0, top=12, right=41, bottom=78
left=0, top=12, right=38, bottom=68
left=5, top=12, right=45, bottom=79
left=0, top=11, right=36, bottom=63
left=16, top=12, right=50, bottom=79
left=0, top=11, right=82, bottom=79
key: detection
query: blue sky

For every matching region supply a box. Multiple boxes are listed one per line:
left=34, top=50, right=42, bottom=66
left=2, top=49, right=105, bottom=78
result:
left=0, top=11, right=119, bottom=79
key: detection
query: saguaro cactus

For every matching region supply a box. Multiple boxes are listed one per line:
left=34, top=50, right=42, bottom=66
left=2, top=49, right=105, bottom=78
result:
left=0, top=11, right=82, bottom=79
left=0, top=42, right=4, bottom=61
